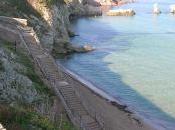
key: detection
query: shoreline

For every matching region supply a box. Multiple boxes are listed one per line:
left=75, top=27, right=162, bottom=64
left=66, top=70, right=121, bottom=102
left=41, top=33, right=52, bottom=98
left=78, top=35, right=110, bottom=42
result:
left=56, top=61, right=126, bottom=106
left=56, top=61, right=157, bottom=130
left=0, top=15, right=157, bottom=130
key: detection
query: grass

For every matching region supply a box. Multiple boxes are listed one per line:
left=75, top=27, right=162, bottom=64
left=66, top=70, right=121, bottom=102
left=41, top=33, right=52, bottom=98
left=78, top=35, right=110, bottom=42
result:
left=0, top=40, right=76, bottom=130
left=0, top=105, right=76, bottom=130
left=0, top=105, right=58, bottom=130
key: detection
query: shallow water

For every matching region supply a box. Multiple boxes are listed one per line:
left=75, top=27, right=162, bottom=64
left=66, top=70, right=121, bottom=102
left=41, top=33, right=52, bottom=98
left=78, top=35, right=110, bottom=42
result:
left=57, top=0, right=175, bottom=129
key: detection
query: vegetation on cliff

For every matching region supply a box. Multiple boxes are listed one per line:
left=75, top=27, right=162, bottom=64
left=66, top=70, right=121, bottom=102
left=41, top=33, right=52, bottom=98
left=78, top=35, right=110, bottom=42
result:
left=0, top=39, right=76, bottom=130
left=0, top=0, right=101, bottom=128
left=0, top=0, right=39, bottom=17
left=0, top=0, right=101, bottom=56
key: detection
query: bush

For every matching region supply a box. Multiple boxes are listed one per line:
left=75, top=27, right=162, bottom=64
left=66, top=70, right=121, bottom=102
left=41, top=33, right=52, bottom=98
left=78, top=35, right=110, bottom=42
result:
left=0, top=105, right=57, bottom=130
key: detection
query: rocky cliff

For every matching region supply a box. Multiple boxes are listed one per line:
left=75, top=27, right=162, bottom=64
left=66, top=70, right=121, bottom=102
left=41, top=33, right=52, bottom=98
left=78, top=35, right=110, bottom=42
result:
left=0, top=0, right=102, bottom=56
left=26, top=0, right=102, bottom=55
left=0, top=1, right=102, bottom=129
left=0, top=38, right=75, bottom=130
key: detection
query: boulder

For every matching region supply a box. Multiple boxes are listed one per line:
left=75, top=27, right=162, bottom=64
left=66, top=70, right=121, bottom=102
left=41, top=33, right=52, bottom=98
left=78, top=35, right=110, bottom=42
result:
left=72, top=44, right=95, bottom=53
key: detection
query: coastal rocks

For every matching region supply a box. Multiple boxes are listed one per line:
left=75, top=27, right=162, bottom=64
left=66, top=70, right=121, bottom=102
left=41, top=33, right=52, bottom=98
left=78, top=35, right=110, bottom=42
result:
left=96, top=0, right=118, bottom=6
left=1, top=0, right=99, bottom=55
left=153, top=3, right=161, bottom=14
left=27, top=0, right=100, bottom=53
left=68, top=29, right=79, bottom=37
left=170, top=5, right=175, bottom=13
left=106, top=9, right=135, bottom=16
left=11, top=0, right=101, bottom=53
left=96, top=0, right=135, bottom=6
left=72, top=44, right=95, bottom=53
left=118, top=0, right=136, bottom=5
left=68, top=4, right=102, bottom=18
left=84, top=4, right=102, bottom=16
left=52, top=39, right=73, bottom=55
left=52, top=39, right=94, bottom=55
left=83, top=0, right=101, bottom=7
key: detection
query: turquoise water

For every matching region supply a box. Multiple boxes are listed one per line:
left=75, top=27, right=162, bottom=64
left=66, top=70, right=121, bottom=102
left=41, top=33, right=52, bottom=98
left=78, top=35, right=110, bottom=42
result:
left=57, top=0, right=175, bottom=129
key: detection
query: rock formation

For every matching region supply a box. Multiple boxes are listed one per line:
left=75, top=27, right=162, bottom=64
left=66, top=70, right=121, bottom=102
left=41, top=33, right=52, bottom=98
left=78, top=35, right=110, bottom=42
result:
left=106, top=9, right=135, bottom=16
left=26, top=0, right=101, bottom=56
left=153, top=3, right=161, bottom=14
left=0, top=0, right=128, bottom=56
left=170, top=4, right=175, bottom=13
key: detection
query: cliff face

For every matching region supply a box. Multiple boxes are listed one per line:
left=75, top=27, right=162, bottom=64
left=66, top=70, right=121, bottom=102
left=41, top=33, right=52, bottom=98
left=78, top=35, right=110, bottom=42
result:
left=25, top=0, right=102, bottom=54
left=67, top=0, right=102, bottom=18
left=0, top=18, right=75, bottom=129
left=1, top=0, right=101, bottom=54
left=26, top=0, right=70, bottom=51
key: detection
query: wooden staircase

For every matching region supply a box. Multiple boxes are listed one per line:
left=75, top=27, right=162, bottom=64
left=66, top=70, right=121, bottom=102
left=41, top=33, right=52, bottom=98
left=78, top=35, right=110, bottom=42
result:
left=19, top=27, right=102, bottom=130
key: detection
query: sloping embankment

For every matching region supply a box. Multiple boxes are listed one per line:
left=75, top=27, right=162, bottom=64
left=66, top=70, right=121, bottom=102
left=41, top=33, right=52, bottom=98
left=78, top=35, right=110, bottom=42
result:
left=0, top=17, right=156, bottom=130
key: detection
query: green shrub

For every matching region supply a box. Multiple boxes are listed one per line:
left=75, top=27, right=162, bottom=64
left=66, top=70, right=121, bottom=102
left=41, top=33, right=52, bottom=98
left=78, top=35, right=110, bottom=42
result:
left=2, top=41, right=54, bottom=96
left=0, top=105, right=57, bottom=130
left=0, top=41, right=76, bottom=130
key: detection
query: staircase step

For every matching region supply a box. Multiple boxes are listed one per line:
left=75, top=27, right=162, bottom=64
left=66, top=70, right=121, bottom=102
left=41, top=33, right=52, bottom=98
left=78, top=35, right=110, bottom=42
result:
left=19, top=29, right=102, bottom=130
